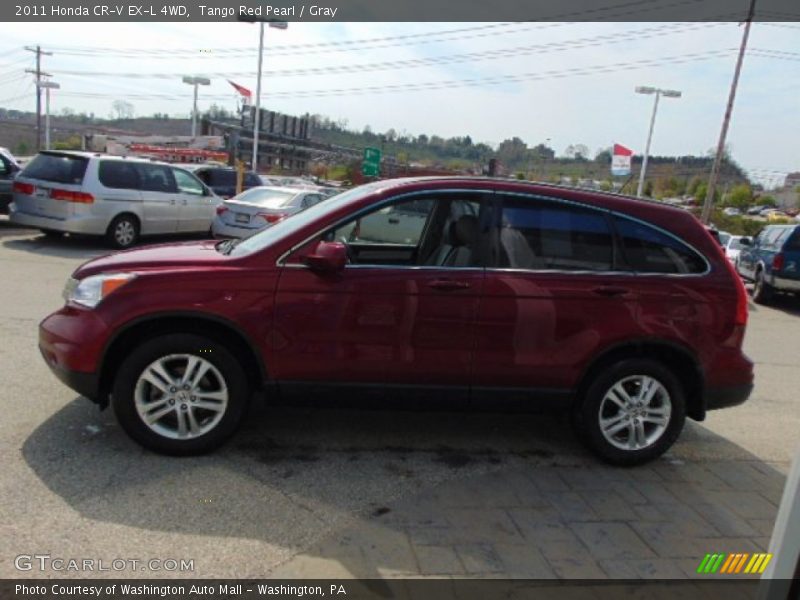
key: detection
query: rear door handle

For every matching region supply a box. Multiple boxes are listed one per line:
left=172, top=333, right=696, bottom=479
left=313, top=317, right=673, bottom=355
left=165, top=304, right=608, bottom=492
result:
left=592, top=285, right=630, bottom=297
left=428, top=279, right=470, bottom=291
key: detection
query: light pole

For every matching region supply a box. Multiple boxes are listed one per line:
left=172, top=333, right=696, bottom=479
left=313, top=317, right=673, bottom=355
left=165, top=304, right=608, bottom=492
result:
left=635, top=86, right=681, bottom=197
left=37, top=80, right=60, bottom=150
left=247, top=20, right=288, bottom=172
left=182, top=76, right=211, bottom=138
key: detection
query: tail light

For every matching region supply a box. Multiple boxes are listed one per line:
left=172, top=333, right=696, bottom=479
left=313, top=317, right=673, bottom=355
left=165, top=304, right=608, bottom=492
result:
left=12, top=181, right=34, bottom=195
left=49, top=189, right=94, bottom=203
left=215, top=205, right=228, bottom=216
left=772, top=253, right=784, bottom=271
left=720, top=255, right=748, bottom=327
left=257, top=212, right=288, bottom=224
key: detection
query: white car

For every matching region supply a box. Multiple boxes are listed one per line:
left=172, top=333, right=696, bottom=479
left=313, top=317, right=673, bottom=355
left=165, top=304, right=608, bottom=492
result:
left=724, top=235, right=750, bottom=265
left=211, top=186, right=327, bottom=239
left=723, top=207, right=741, bottom=216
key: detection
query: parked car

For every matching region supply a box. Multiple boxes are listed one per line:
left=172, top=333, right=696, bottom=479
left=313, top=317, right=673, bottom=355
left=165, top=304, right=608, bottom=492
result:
left=188, top=166, right=262, bottom=199
left=0, top=146, right=21, bottom=214
left=9, top=151, right=219, bottom=248
left=211, top=186, right=327, bottom=239
left=737, top=224, right=800, bottom=303
left=747, top=206, right=766, bottom=216
left=723, top=235, right=750, bottom=265
left=39, top=177, right=753, bottom=464
left=767, top=210, right=791, bottom=223
left=723, top=207, right=741, bottom=217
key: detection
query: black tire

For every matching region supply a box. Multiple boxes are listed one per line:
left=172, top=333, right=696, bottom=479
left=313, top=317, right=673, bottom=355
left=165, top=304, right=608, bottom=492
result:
left=39, top=229, right=63, bottom=238
left=106, top=214, right=140, bottom=249
left=573, top=358, right=686, bottom=466
left=112, top=334, right=249, bottom=455
left=752, top=269, right=773, bottom=305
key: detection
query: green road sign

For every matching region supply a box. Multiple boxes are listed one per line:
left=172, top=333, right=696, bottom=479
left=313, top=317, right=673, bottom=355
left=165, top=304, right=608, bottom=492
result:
left=362, top=147, right=381, bottom=177
left=361, top=162, right=380, bottom=177
left=363, top=147, right=381, bottom=165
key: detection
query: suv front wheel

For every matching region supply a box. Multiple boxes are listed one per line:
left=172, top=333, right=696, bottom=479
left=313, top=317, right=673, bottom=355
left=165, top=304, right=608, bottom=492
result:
left=112, top=334, right=249, bottom=455
left=574, top=358, right=686, bottom=466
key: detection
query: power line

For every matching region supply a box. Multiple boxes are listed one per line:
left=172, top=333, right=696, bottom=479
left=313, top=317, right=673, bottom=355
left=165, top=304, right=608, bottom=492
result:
left=55, top=48, right=738, bottom=102
left=47, top=22, right=731, bottom=81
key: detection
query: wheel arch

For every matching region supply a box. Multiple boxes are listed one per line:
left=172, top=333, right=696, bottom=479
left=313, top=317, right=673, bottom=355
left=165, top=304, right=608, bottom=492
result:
left=97, top=311, right=268, bottom=408
left=576, top=339, right=706, bottom=421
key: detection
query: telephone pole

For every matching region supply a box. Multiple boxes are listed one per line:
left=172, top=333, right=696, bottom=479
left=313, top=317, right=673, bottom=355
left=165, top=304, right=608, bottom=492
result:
left=24, top=45, right=53, bottom=151
left=701, top=0, right=756, bottom=223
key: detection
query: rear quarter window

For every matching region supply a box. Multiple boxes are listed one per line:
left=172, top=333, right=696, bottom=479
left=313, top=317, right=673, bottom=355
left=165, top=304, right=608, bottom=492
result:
left=614, top=217, right=707, bottom=274
left=244, top=173, right=261, bottom=187
left=209, top=170, right=236, bottom=187
left=21, top=153, right=88, bottom=185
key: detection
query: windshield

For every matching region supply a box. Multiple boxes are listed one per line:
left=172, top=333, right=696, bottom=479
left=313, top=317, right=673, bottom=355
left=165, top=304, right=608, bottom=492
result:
left=229, top=181, right=388, bottom=258
left=232, top=188, right=296, bottom=208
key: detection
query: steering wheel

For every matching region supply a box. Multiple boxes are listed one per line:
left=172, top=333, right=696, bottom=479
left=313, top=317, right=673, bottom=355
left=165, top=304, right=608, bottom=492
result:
left=339, top=236, right=357, bottom=264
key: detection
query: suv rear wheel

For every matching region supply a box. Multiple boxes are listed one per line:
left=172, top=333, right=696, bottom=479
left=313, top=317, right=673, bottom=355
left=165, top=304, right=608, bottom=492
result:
left=574, top=358, right=686, bottom=466
left=752, top=269, right=773, bottom=305
left=112, top=334, right=249, bottom=455
left=106, top=214, right=139, bottom=249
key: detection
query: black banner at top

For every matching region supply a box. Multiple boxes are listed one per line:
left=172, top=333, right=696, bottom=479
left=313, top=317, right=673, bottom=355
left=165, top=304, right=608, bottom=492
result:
left=2, top=0, right=800, bottom=22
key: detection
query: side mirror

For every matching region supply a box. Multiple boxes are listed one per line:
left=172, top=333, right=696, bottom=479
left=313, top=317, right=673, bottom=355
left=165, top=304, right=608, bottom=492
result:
left=302, top=241, right=347, bottom=274
left=739, top=237, right=752, bottom=246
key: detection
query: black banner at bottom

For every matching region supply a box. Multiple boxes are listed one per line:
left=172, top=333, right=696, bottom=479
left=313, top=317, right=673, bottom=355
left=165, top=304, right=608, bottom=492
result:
left=3, top=579, right=799, bottom=600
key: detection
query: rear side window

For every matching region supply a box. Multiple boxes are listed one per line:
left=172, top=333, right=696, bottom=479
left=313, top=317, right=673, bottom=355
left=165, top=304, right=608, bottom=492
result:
left=21, top=153, right=88, bottom=185
left=614, top=217, right=706, bottom=274
left=98, top=161, right=140, bottom=190
left=244, top=173, right=261, bottom=187
left=498, top=198, right=614, bottom=271
left=782, top=229, right=800, bottom=251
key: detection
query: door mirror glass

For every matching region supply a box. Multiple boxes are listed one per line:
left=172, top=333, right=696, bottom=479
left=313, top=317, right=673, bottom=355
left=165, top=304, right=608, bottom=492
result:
left=301, top=240, right=347, bottom=273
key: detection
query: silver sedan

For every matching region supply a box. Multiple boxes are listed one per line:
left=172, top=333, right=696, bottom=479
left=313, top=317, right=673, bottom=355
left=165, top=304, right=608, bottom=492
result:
left=211, top=186, right=327, bottom=239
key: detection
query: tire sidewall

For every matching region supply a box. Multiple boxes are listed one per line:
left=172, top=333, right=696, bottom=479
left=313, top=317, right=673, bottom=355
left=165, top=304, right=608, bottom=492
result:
left=112, top=334, right=248, bottom=455
left=577, top=358, right=686, bottom=466
left=753, top=269, right=772, bottom=304
left=107, top=214, right=140, bottom=249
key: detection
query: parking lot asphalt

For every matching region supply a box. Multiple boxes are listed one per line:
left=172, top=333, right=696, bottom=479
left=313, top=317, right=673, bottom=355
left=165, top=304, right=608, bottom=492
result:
left=1, top=222, right=798, bottom=579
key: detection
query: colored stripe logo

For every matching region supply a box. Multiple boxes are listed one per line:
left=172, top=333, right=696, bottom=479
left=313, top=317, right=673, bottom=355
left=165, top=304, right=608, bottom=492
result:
left=697, top=553, right=773, bottom=574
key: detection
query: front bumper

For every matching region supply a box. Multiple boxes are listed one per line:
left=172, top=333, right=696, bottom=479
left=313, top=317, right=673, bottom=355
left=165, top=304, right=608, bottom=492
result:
left=39, top=305, right=109, bottom=403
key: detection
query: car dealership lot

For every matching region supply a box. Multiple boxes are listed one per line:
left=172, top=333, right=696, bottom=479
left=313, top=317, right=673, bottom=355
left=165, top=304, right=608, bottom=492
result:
left=0, top=223, right=797, bottom=579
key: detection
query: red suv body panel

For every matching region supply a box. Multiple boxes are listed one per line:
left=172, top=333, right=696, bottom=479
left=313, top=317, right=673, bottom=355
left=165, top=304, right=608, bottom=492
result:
left=39, top=177, right=753, bottom=417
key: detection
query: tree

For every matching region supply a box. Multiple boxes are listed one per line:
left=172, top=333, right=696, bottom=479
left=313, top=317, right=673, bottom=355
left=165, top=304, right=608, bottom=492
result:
left=564, top=144, right=590, bottom=160
left=530, top=143, right=555, bottom=160
left=758, top=194, right=777, bottom=207
left=726, top=184, right=752, bottom=210
left=111, top=100, right=134, bottom=120
left=643, top=180, right=654, bottom=197
left=594, top=148, right=612, bottom=164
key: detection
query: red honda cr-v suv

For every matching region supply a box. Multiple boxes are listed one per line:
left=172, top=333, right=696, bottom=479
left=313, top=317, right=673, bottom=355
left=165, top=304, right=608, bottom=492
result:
left=39, top=177, right=753, bottom=464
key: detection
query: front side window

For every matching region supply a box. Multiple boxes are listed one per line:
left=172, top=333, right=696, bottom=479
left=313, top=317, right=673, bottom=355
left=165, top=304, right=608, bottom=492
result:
left=614, top=217, right=706, bottom=274
left=497, top=197, right=614, bottom=271
left=173, top=169, right=205, bottom=195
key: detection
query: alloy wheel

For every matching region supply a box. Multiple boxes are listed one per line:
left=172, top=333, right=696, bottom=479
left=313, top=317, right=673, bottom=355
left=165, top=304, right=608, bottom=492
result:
left=598, top=375, right=672, bottom=451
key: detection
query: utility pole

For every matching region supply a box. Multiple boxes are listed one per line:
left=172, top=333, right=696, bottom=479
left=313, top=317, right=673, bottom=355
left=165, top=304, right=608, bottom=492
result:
left=701, top=0, right=757, bottom=223
left=24, top=45, right=53, bottom=152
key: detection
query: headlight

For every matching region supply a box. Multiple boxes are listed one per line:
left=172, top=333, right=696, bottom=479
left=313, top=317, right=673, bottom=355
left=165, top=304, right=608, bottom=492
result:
left=63, top=272, right=137, bottom=308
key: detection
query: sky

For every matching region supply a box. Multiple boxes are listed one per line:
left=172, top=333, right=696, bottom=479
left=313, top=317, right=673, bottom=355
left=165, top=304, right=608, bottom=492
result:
left=0, top=20, right=797, bottom=187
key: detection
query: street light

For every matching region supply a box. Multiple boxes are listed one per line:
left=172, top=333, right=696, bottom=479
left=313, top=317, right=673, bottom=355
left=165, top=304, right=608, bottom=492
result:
left=238, top=16, right=288, bottom=172
left=182, top=76, right=211, bottom=138
left=635, top=86, right=682, bottom=197
left=37, top=80, right=60, bottom=150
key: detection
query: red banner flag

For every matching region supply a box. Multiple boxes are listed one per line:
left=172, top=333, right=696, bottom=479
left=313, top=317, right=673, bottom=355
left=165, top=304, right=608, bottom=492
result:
left=228, top=80, right=252, bottom=99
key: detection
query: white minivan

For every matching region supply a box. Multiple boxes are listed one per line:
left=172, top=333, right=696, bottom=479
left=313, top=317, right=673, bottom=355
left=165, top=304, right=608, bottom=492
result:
left=9, top=151, right=220, bottom=248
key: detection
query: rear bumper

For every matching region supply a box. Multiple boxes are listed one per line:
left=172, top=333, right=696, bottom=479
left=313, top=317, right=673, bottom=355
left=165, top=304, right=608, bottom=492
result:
left=705, top=383, right=754, bottom=411
left=772, top=276, right=800, bottom=293
left=211, top=217, right=264, bottom=240
left=9, top=204, right=107, bottom=235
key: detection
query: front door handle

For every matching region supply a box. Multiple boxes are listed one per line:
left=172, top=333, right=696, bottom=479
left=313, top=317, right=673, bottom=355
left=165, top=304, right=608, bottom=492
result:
left=428, top=279, right=470, bottom=291
left=592, top=285, right=630, bottom=297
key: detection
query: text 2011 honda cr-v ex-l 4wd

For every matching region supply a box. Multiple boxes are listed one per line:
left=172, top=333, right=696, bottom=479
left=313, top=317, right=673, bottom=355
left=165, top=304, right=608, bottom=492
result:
left=39, top=177, right=754, bottom=465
